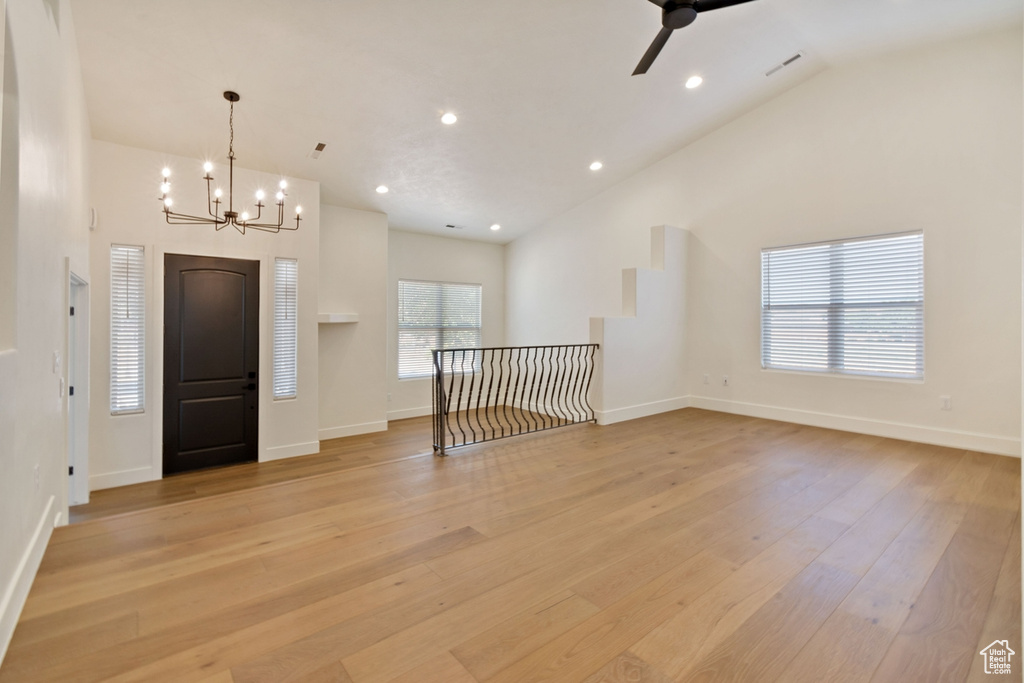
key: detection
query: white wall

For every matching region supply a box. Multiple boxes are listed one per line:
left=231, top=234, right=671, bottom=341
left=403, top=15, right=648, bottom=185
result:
left=318, top=205, right=389, bottom=439
left=387, top=230, right=505, bottom=419
left=88, top=140, right=321, bottom=489
left=0, top=0, right=91, bottom=664
left=507, top=28, right=1023, bottom=456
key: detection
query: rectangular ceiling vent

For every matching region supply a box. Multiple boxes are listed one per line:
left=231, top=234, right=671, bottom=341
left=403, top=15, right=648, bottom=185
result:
left=445, top=224, right=464, bottom=230
left=765, top=52, right=803, bottom=78
left=309, top=142, right=327, bottom=160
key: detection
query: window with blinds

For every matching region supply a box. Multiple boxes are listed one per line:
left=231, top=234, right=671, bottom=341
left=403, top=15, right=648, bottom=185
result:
left=274, top=258, right=298, bottom=399
left=398, top=280, right=482, bottom=379
left=110, top=244, right=145, bottom=414
left=761, top=231, right=924, bottom=379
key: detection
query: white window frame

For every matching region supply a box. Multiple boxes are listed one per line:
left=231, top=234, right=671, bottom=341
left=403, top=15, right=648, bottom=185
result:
left=761, top=231, right=924, bottom=380
left=274, top=258, right=298, bottom=399
left=110, top=244, right=145, bottom=415
left=398, top=280, right=482, bottom=379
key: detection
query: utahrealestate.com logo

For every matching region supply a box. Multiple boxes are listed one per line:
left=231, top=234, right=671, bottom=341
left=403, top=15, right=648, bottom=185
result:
left=979, top=640, right=1015, bottom=675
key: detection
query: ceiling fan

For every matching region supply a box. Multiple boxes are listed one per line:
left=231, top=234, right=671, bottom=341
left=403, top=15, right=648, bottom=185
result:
left=633, top=0, right=758, bottom=75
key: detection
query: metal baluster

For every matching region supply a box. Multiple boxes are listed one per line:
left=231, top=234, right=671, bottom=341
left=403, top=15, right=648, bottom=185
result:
left=432, top=350, right=441, bottom=452
left=444, top=351, right=457, bottom=447
left=451, top=350, right=466, bottom=447
left=583, top=344, right=597, bottom=421
left=526, top=347, right=541, bottom=431
left=557, top=350, right=573, bottom=423
left=570, top=344, right=585, bottom=423
left=497, top=348, right=509, bottom=438
left=508, top=347, right=523, bottom=435
left=483, top=348, right=497, bottom=439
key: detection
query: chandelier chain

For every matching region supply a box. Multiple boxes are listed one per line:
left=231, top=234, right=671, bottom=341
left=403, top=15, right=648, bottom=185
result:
left=229, top=101, right=235, bottom=158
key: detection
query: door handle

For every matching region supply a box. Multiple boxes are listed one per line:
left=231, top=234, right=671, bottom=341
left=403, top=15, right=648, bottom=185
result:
left=244, top=383, right=257, bottom=391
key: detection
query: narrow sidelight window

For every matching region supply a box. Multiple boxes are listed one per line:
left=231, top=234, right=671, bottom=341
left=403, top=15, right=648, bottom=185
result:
left=110, top=244, right=145, bottom=414
left=274, top=258, right=298, bottom=399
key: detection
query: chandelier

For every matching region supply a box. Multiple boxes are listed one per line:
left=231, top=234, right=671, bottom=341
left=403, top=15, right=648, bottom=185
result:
left=159, top=91, right=302, bottom=234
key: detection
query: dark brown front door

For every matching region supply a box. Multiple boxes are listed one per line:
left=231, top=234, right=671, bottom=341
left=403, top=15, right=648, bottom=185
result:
left=163, top=254, right=259, bottom=475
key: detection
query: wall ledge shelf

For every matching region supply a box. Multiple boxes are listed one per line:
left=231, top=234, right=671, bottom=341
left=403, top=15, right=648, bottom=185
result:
left=318, top=313, right=359, bottom=324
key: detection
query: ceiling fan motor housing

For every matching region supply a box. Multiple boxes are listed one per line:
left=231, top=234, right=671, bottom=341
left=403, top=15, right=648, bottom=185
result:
left=663, top=2, right=698, bottom=29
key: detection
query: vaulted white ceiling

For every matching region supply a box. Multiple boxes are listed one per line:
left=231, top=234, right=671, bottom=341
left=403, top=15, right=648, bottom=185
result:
left=71, top=0, right=1022, bottom=243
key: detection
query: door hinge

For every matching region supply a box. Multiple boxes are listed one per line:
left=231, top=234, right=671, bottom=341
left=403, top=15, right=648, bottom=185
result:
left=68, top=466, right=74, bottom=476
left=69, top=386, right=75, bottom=396
left=70, top=306, right=75, bottom=316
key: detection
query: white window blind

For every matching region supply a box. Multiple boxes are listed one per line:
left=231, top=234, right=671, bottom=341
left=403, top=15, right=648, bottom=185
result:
left=398, top=280, right=482, bottom=379
left=274, top=258, right=298, bottom=399
left=761, top=231, right=924, bottom=379
left=110, top=244, right=145, bottom=414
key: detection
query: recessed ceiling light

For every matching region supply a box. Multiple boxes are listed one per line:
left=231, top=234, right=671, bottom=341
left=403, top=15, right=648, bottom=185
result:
left=685, top=75, right=704, bottom=89
left=441, top=112, right=458, bottom=125
left=490, top=224, right=501, bottom=231
left=376, top=185, right=389, bottom=194
left=590, top=161, right=603, bottom=171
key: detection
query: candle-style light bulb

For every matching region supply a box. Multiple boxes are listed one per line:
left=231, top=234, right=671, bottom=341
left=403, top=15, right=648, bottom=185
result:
left=160, top=182, right=170, bottom=194
left=162, top=167, right=171, bottom=178
left=241, top=211, right=250, bottom=221
left=279, top=180, right=287, bottom=190
left=214, top=188, right=223, bottom=199
left=164, top=197, right=173, bottom=207
left=276, top=191, right=285, bottom=201
left=295, top=205, right=303, bottom=215
left=203, top=162, right=213, bottom=174
left=255, top=190, right=265, bottom=201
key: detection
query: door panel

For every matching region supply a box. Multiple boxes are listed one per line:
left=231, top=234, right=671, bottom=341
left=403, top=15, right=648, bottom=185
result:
left=164, top=254, right=259, bottom=476
left=180, top=270, right=246, bottom=381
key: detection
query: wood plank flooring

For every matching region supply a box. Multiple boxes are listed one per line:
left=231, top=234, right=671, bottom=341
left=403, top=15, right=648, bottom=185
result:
left=2, top=409, right=1019, bottom=682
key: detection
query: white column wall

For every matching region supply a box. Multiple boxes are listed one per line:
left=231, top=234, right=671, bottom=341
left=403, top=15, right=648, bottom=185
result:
left=318, top=204, right=389, bottom=439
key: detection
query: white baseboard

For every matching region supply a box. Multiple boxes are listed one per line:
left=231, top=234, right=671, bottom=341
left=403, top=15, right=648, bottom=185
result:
left=387, top=406, right=432, bottom=421
left=0, top=495, right=54, bottom=667
left=596, top=396, right=692, bottom=426
left=263, top=441, right=321, bottom=463
left=318, top=421, right=388, bottom=441
left=89, top=466, right=157, bottom=491
left=690, top=396, right=1021, bottom=457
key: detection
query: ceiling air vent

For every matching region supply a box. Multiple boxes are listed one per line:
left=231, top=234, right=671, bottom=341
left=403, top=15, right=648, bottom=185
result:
left=309, top=142, right=327, bottom=160
left=444, top=224, right=464, bottom=230
left=765, top=52, right=803, bottom=78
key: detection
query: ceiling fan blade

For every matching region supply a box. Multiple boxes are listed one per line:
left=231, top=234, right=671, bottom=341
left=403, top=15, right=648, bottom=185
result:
left=645, top=0, right=670, bottom=6
left=694, top=0, right=757, bottom=13
left=633, top=27, right=674, bottom=75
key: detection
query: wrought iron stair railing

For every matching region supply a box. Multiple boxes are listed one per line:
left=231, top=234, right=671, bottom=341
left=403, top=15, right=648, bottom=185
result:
left=432, top=344, right=599, bottom=455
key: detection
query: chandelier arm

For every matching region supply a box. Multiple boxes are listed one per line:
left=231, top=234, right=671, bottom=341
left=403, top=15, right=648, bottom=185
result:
left=206, top=176, right=220, bottom=220
left=243, top=202, right=290, bottom=231
left=164, top=208, right=230, bottom=226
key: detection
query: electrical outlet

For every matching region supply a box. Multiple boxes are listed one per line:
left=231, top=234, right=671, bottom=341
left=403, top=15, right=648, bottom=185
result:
left=703, top=374, right=709, bottom=385
left=722, top=375, right=729, bottom=387
left=940, top=396, right=952, bottom=411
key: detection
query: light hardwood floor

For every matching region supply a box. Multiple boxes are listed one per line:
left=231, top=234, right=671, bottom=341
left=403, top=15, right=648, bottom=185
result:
left=1, top=409, right=1020, bottom=682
